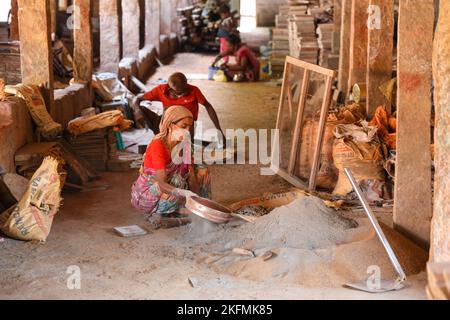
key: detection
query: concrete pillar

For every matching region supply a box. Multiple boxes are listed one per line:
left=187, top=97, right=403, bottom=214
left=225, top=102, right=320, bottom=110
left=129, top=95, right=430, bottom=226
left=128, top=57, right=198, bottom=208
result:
left=121, top=0, right=141, bottom=59
left=394, top=0, right=434, bottom=248
left=73, top=0, right=93, bottom=85
left=338, top=0, right=351, bottom=96
left=17, top=0, right=54, bottom=111
left=145, top=0, right=161, bottom=51
left=366, top=0, right=394, bottom=117
left=160, top=0, right=172, bottom=35
left=431, top=0, right=450, bottom=262
left=347, top=0, right=369, bottom=96
left=99, top=0, right=121, bottom=72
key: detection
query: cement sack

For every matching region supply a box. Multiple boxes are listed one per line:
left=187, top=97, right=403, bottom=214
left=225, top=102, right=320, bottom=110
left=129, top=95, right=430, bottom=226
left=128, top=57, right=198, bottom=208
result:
left=67, top=110, right=133, bottom=135
left=298, top=120, right=338, bottom=191
left=92, top=75, right=114, bottom=102
left=5, top=84, right=62, bottom=139
left=332, top=138, right=385, bottom=197
left=0, top=157, right=62, bottom=242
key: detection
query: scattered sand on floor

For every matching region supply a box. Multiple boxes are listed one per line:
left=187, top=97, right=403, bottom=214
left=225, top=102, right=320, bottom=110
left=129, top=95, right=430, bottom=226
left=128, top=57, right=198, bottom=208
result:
left=178, top=196, right=428, bottom=289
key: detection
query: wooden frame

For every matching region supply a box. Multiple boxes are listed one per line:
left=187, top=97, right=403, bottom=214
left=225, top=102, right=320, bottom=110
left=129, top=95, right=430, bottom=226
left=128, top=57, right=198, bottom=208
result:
left=271, top=56, right=337, bottom=191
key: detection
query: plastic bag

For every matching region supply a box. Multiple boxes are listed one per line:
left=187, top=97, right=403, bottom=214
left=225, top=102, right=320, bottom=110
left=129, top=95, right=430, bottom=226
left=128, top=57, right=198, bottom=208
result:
left=213, top=70, right=228, bottom=82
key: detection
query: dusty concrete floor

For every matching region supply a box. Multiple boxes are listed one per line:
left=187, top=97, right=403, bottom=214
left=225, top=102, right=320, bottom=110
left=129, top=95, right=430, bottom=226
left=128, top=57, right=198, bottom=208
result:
left=0, top=53, right=427, bottom=299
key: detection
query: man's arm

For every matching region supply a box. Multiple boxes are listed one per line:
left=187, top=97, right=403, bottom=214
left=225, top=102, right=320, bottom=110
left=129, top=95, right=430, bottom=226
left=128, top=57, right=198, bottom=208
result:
left=203, top=100, right=226, bottom=141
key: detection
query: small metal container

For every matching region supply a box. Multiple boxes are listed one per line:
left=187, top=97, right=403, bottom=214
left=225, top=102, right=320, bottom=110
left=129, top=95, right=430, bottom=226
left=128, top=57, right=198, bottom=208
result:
left=186, top=196, right=233, bottom=224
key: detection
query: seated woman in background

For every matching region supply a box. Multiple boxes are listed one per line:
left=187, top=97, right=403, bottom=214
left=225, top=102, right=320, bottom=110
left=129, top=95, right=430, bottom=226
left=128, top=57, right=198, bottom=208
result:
left=211, top=34, right=260, bottom=82
left=131, top=106, right=211, bottom=228
left=217, top=4, right=238, bottom=63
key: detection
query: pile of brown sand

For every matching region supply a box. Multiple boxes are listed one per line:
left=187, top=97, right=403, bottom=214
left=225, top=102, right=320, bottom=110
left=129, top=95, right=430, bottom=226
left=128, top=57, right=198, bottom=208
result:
left=181, top=196, right=428, bottom=288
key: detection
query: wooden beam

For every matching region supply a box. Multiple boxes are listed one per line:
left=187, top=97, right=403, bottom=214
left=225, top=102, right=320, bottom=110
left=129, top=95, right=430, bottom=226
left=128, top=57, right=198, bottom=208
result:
left=9, top=0, right=20, bottom=41
left=338, top=0, right=351, bottom=95
left=431, top=0, right=450, bottom=262
left=50, top=0, right=57, bottom=35
left=99, top=0, right=121, bottom=72
left=121, top=0, right=141, bottom=59
left=73, top=0, right=93, bottom=84
left=332, top=0, right=342, bottom=54
left=366, top=0, right=394, bottom=117
left=17, top=0, right=54, bottom=112
left=394, top=0, right=434, bottom=248
left=347, top=0, right=369, bottom=97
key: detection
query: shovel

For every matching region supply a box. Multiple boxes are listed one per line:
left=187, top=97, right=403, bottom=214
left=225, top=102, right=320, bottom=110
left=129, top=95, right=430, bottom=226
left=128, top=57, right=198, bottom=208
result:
left=343, top=168, right=407, bottom=293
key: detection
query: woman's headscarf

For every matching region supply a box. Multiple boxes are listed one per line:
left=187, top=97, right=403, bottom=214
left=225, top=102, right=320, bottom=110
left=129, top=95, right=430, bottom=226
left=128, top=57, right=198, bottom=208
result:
left=154, top=105, right=193, bottom=140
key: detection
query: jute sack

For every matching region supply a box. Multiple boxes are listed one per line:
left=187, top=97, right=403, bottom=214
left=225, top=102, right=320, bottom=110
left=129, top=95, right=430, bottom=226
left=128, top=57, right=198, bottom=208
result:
left=67, top=110, right=133, bottom=135
left=5, top=84, right=62, bottom=139
left=332, top=138, right=385, bottom=196
left=0, top=157, right=62, bottom=242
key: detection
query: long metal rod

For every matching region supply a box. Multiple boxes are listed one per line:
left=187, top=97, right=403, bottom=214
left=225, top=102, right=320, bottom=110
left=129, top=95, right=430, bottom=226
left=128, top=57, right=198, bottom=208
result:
left=344, top=168, right=406, bottom=281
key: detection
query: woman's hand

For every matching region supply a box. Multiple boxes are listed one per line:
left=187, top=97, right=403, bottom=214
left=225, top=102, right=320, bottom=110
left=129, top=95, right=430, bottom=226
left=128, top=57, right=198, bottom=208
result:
left=174, top=189, right=197, bottom=199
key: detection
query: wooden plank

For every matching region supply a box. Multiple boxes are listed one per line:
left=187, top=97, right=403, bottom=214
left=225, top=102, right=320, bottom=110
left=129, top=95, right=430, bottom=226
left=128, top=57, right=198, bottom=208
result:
left=285, top=56, right=336, bottom=77
left=309, top=76, right=334, bottom=190
left=366, top=0, right=394, bottom=117
left=338, top=0, right=352, bottom=95
left=274, top=60, right=291, bottom=132
left=394, top=0, right=434, bottom=248
left=288, top=69, right=310, bottom=175
left=347, top=0, right=369, bottom=96
left=430, top=0, right=450, bottom=262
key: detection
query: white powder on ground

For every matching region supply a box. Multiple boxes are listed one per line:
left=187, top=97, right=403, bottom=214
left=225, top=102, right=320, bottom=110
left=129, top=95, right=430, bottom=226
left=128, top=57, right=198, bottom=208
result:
left=185, top=196, right=358, bottom=251
left=178, top=196, right=428, bottom=288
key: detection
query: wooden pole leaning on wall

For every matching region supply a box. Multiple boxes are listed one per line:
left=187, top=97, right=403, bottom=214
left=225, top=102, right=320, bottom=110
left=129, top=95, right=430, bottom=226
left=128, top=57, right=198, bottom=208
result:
left=338, top=0, right=351, bottom=97
left=17, top=0, right=55, bottom=113
left=394, top=0, right=434, bottom=249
